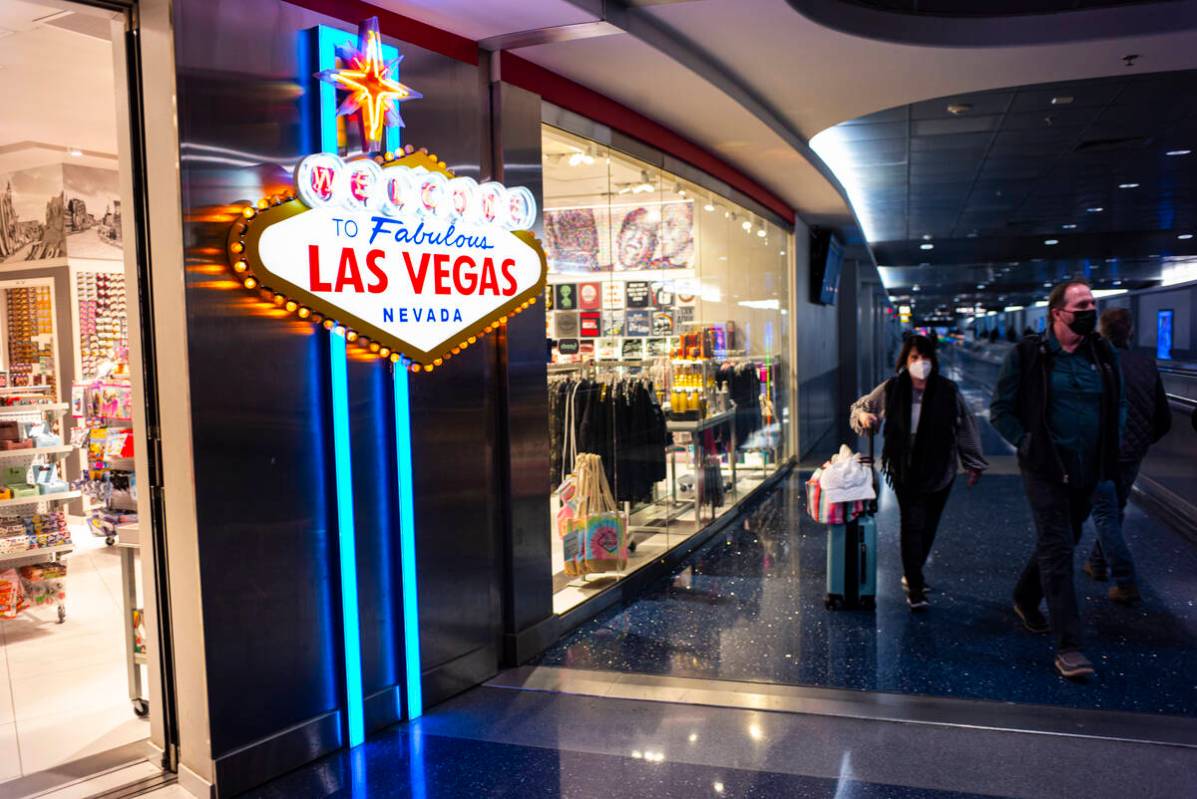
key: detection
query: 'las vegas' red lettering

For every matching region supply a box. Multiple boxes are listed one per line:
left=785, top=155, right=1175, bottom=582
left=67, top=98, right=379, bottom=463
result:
left=500, top=258, right=517, bottom=296
left=335, top=248, right=365, bottom=293
left=432, top=254, right=451, bottom=295
left=365, top=249, right=387, bottom=294
left=453, top=255, right=478, bottom=294
left=308, top=244, right=332, bottom=291
left=479, top=257, right=500, bottom=295
left=403, top=252, right=430, bottom=293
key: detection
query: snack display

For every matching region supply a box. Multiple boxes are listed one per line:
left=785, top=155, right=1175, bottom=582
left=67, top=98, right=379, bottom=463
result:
left=20, top=561, right=67, bottom=608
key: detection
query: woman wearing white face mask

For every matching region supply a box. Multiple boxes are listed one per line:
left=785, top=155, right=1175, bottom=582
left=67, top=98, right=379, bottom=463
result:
left=850, top=335, right=988, bottom=610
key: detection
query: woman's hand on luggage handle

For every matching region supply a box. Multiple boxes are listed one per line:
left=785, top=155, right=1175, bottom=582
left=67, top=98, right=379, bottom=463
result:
left=967, top=468, right=982, bottom=487
left=858, top=412, right=878, bottom=431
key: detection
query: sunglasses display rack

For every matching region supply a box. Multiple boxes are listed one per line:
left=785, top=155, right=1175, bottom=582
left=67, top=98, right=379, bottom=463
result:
left=76, top=272, right=130, bottom=381
left=0, top=399, right=83, bottom=625
left=5, top=286, right=58, bottom=397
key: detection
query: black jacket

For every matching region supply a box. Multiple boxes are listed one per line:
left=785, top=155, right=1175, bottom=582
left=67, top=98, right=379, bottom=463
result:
left=1117, top=346, right=1171, bottom=463
left=990, top=333, right=1122, bottom=486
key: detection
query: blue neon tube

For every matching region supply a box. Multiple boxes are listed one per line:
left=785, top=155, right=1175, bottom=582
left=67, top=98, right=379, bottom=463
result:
left=394, top=363, right=422, bottom=719
left=330, top=331, right=365, bottom=747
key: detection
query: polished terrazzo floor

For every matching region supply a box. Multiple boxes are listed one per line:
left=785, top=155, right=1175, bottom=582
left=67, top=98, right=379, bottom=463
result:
left=229, top=687, right=1196, bottom=799
left=536, top=363, right=1197, bottom=716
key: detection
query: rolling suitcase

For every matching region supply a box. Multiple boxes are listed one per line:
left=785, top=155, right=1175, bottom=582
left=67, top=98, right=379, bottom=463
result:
left=824, top=433, right=878, bottom=611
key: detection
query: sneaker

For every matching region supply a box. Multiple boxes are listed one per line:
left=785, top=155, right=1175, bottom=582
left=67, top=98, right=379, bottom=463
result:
left=1013, top=601, right=1050, bottom=634
left=901, top=576, right=932, bottom=594
left=1108, top=584, right=1142, bottom=606
left=1082, top=560, right=1108, bottom=582
left=906, top=592, right=930, bottom=611
left=1055, top=650, right=1095, bottom=679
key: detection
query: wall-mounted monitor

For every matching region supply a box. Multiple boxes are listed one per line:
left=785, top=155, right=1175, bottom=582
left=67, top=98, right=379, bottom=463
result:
left=809, top=229, right=843, bottom=306
left=1157, top=309, right=1174, bottom=360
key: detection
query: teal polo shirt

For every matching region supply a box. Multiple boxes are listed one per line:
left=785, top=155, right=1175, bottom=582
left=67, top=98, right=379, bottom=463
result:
left=1045, top=330, right=1104, bottom=487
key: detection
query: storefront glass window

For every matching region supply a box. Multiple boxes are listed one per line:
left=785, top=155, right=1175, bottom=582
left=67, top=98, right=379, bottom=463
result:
left=543, top=125, right=791, bottom=614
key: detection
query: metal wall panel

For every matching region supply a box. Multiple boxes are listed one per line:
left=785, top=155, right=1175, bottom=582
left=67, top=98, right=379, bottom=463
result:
left=171, top=0, right=497, bottom=788
left=494, top=81, right=555, bottom=661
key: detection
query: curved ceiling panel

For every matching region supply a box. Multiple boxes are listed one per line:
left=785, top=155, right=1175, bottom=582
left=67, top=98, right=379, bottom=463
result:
left=787, top=0, right=1197, bottom=46
left=811, top=69, right=1197, bottom=312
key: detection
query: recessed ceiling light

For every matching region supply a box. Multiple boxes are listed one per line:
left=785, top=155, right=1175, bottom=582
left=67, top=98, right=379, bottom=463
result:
left=1087, top=207, right=1104, bottom=213
left=947, top=103, right=972, bottom=115
left=67, top=147, right=82, bottom=158
left=741, top=221, right=752, bottom=232
left=1166, top=149, right=1191, bottom=156
left=913, top=285, right=921, bottom=291
left=1179, top=234, right=1193, bottom=240
left=1043, top=282, right=1052, bottom=287
left=922, top=234, right=932, bottom=240
left=977, top=284, right=986, bottom=289
left=1044, top=239, right=1059, bottom=245
left=1062, top=224, right=1077, bottom=229
left=1114, top=280, right=1123, bottom=286
left=1051, top=96, right=1074, bottom=105
left=1118, top=183, right=1139, bottom=189
left=703, top=203, right=715, bottom=212
left=920, top=243, right=934, bottom=250
left=779, top=250, right=786, bottom=256
left=756, top=228, right=766, bottom=238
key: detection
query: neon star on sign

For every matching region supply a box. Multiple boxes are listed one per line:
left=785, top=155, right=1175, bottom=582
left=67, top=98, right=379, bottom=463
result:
left=316, top=17, right=422, bottom=152
left=228, top=147, right=546, bottom=371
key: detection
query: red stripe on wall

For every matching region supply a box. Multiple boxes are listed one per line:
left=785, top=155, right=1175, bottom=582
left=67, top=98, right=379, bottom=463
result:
left=500, top=53, right=794, bottom=225
left=283, top=1, right=793, bottom=223
left=285, top=0, right=479, bottom=65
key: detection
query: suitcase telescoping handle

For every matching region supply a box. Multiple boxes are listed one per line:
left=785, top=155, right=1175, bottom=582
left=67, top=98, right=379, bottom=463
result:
left=861, top=430, right=878, bottom=514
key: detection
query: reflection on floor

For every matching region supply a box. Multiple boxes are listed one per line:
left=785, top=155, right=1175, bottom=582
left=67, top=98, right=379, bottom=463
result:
left=0, top=527, right=148, bottom=787
left=536, top=363, right=1197, bottom=716
left=218, top=686, right=1197, bottom=799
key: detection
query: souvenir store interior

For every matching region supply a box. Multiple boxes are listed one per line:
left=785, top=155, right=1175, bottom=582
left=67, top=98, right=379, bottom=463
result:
left=0, top=1, right=151, bottom=793
left=542, top=125, right=793, bottom=613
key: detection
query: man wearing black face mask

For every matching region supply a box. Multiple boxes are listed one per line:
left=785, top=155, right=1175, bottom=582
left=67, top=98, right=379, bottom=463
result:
left=991, top=279, right=1125, bottom=679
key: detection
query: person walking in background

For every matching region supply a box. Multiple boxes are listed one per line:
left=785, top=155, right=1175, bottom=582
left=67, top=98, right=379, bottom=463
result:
left=850, top=335, right=988, bottom=612
left=1082, top=308, right=1172, bottom=604
left=991, top=280, right=1126, bottom=679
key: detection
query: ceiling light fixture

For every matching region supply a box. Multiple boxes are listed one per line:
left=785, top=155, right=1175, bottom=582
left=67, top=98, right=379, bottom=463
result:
left=947, top=103, right=972, bottom=115
left=922, top=234, right=932, bottom=240
left=1166, top=149, right=1191, bottom=156
left=1051, top=96, right=1074, bottom=105
left=1044, top=239, right=1059, bottom=245
left=1062, top=224, right=1077, bottom=229
left=977, top=283, right=986, bottom=289
left=741, top=220, right=752, bottom=232
left=1179, top=233, right=1193, bottom=240
left=1087, top=207, right=1104, bottom=213
left=703, top=203, right=715, bottom=212
left=756, top=229, right=766, bottom=238
left=67, top=147, right=82, bottom=158
left=920, top=243, right=934, bottom=250
left=1118, top=183, right=1139, bottom=189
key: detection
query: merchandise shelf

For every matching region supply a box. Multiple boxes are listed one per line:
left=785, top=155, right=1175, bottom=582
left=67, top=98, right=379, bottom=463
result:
left=0, top=403, right=70, bottom=416
left=0, top=445, right=76, bottom=461
left=0, top=490, right=82, bottom=509
left=0, top=542, right=74, bottom=566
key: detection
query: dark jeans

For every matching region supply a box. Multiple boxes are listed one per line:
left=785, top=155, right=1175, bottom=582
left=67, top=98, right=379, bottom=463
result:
left=1087, top=460, right=1141, bottom=587
left=895, top=479, right=954, bottom=594
left=1014, top=473, right=1094, bottom=653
